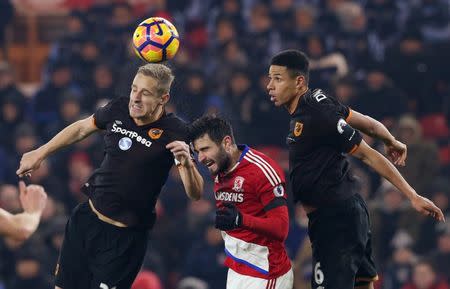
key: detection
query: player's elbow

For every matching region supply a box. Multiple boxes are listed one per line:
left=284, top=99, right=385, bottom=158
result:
left=353, top=142, right=384, bottom=169
left=280, top=219, right=290, bottom=242
left=77, top=117, right=98, bottom=139
left=365, top=117, right=379, bottom=137
left=352, top=148, right=368, bottom=163
left=271, top=212, right=290, bottom=242
left=272, top=221, right=289, bottom=242
left=273, top=226, right=289, bottom=242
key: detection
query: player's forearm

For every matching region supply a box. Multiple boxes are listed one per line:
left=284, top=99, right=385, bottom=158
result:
left=0, top=210, right=41, bottom=241
left=360, top=148, right=417, bottom=200
left=178, top=163, right=204, bottom=200
left=12, top=212, right=41, bottom=240
left=241, top=206, right=289, bottom=242
left=360, top=117, right=394, bottom=144
left=349, top=112, right=395, bottom=144
left=370, top=118, right=396, bottom=144
left=40, top=119, right=94, bottom=158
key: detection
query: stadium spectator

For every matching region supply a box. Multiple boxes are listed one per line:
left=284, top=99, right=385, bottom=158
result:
left=0, top=1, right=13, bottom=60
left=396, top=115, right=440, bottom=195
left=401, top=260, right=449, bottom=289
left=371, top=185, right=421, bottom=268
left=381, top=246, right=417, bottom=289
left=428, top=224, right=450, bottom=281
left=354, top=67, right=408, bottom=127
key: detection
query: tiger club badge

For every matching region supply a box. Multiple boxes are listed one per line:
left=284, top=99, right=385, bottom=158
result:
left=294, top=122, right=303, bottom=137
left=148, top=128, right=164, bottom=140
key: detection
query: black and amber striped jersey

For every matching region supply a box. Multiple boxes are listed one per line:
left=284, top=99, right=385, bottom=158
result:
left=287, top=89, right=363, bottom=207
left=85, top=97, right=189, bottom=228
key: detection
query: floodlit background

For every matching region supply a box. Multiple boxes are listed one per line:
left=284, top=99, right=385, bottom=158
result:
left=0, top=1, right=449, bottom=289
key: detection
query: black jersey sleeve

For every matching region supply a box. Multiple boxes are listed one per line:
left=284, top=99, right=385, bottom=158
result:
left=166, top=115, right=194, bottom=166
left=167, top=116, right=189, bottom=142
left=309, top=89, right=362, bottom=153
left=177, top=120, right=196, bottom=160
left=93, top=97, right=124, bottom=129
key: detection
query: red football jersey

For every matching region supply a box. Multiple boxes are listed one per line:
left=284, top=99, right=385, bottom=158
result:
left=214, top=145, right=291, bottom=279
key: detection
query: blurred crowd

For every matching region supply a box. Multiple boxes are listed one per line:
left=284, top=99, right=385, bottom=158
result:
left=0, top=0, right=449, bottom=289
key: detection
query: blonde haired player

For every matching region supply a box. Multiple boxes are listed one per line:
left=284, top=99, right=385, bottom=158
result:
left=17, top=63, right=204, bottom=289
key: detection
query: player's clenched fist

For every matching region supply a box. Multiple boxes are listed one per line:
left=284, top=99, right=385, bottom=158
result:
left=19, top=181, right=47, bottom=215
left=16, top=149, right=45, bottom=178
left=216, top=203, right=243, bottom=231
left=166, top=141, right=192, bottom=168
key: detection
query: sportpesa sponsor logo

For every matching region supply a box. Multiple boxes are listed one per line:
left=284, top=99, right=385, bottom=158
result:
left=215, top=191, right=244, bottom=202
left=111, top=123, right=152, bottom=147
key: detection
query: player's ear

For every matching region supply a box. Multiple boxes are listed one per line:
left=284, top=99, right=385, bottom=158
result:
left=296, top=75, right=304, bottom=87
left=161, top=94, right=170, bottom=104
left=222, top=136, right=233, bottom=151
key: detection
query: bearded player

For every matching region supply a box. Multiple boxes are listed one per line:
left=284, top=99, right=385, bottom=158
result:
left=190, top=115, right=293, bottom=289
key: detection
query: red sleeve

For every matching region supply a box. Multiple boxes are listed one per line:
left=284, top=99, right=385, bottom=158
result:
left=241, top=151, right=289, bottom=241
left=252, top=154, right=287, bottom=207
left=241, top=205, right=289, bottom=242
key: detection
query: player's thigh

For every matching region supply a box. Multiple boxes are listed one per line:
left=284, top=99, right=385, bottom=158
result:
left=311, top=252, right=358, bottom=289
left=88, top=224, right=149, bottom=289
left=226, top=268, right=293, bottom=289
left=309, top=198, right=370, bottom=289
left=55, top=203, right=93, bottom=289
left=355, top=196, right=378, bottom=286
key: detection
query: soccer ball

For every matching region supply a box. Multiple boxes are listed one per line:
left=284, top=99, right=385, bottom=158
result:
left=132, top=17, right=180, bottom=63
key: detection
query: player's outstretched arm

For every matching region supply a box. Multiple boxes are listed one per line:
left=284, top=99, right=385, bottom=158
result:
left=348, top=110, right=407, bottom=166
left=17, top=115, right=99, bottom=177
left=0, top=181, right=47, bottom=241
left=352, top=140, right=445, bottom=222
left=166, top=141, right=204, bottom=200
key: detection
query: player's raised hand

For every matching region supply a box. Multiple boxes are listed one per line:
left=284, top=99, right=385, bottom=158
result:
left=410, top=194, right=445, bottom=222
left=16, top=149, right=45, bottom=178
left=18, top=181, right=47, bottom=214
left=385, top=139, right=407, bottom=166
left=166, top=141, right=192, bottom=168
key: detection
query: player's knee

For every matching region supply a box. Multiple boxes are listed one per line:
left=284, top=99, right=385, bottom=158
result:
left=55, top=286, right=63, bottom=289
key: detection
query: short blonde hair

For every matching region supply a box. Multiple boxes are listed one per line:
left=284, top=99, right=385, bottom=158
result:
left=137, top=63, right=175, bottom=96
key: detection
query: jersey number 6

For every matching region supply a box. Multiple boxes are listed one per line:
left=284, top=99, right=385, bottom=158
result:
left=314, top=262, right=325, bottom=285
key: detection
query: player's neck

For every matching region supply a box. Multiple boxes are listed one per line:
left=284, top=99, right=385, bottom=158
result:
left=225, top=145, right=241, bottom=174
left=287, top=86, right=308, bottom=115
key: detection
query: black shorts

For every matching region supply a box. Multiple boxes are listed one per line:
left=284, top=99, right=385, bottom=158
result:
left=307, top=194, right=377, bottom=289
left=55, top=202, right=149, bottom=289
